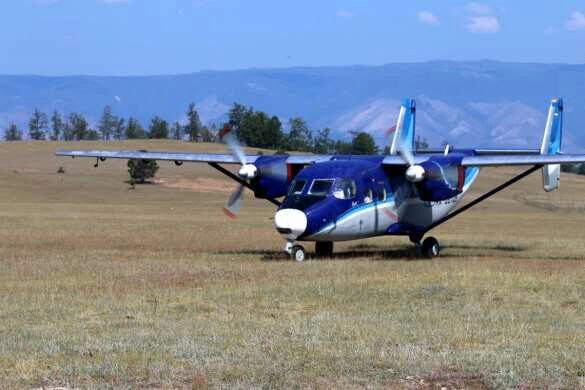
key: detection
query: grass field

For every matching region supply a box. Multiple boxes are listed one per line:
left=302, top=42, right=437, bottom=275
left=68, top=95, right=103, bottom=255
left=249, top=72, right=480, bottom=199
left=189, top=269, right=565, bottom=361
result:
left=0, top=140, right=584, bottom=389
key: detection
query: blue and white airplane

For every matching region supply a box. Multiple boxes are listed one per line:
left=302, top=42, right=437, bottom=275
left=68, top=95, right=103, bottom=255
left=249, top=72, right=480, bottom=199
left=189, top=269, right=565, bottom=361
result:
left=58, top=98, right=585, bottom=261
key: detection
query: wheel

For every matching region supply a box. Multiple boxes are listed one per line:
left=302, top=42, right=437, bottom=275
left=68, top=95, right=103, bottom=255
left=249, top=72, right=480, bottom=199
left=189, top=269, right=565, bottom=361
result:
left=315, top=241, right=334, bottom=257
left=421, top=237, right=440, bottom=258
left=291, top=245, right=306, bottom=262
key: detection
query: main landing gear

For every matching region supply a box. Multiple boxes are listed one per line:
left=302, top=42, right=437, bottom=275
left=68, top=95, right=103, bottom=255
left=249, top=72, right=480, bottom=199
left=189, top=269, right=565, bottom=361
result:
left=411, top=235, right=441, bottom=258
left=285, top=241, right=334, bottom=262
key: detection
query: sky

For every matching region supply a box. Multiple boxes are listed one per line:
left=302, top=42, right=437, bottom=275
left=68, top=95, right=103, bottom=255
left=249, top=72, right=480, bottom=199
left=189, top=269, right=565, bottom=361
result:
left=1, top=0, right=585, bottom=76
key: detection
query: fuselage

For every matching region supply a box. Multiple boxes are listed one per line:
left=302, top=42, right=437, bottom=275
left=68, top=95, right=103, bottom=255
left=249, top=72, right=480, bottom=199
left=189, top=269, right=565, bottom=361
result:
left=274, top=156, right=480, bottom=242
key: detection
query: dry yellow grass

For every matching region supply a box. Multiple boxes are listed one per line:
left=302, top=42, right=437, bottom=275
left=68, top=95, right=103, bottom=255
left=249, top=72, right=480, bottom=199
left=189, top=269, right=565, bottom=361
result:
left=0, top=141, right=584, bottom=388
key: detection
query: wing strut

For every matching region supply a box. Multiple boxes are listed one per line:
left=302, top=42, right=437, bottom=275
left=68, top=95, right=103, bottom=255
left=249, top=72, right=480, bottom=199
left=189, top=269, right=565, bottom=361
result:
left=208, top=163, right=281, bottom=207
left=414, top=165, right=542, bottom=241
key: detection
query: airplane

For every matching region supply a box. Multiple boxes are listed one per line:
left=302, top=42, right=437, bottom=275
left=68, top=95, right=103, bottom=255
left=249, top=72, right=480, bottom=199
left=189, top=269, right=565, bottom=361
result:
left=57, top=97, right=585, bottom=261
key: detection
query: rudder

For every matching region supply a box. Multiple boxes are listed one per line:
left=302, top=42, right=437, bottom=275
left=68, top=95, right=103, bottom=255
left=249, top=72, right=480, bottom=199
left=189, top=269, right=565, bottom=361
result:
left=540, top=98, right=563, bottom=192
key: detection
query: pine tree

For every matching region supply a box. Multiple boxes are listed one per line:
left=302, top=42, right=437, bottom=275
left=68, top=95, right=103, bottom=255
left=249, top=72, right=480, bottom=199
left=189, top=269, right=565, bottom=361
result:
left=128, top=159, right=159, bottom=184
left=50, top=111, right=63, bottom=141
left=98, top=106, right=117, bottom=140
left=125, top=118, right=146, bottom=139
left=313, top=127, right=334, bottom=154
left=148, top=116, right=169, bottom=139
left=351, top=132, right=378, bottom=155
left=114, top=118, right=125, bottom=140
left=4, top=122, right=22, bottom=141
left=68, top=113, right=89, bottom=141
left=171, top=121, right=183, bottom=140
left=286, top=118, right=312, bottom=151
left=28, top=108, right=48, bottom=140
left=185, top=103, right=202, bottom=142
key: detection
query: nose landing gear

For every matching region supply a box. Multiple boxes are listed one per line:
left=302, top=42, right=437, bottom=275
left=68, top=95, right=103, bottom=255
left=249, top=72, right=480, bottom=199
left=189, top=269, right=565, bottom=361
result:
left=410, top=234, right=441, bottom=258
left=285, top=240, right=307, bottom=262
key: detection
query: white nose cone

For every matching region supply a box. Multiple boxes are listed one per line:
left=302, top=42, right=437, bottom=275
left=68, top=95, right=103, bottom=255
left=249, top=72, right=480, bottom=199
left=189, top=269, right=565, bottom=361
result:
left=406, top=165, right=425, bottom=183
left=274, top=209, right=307, bottom=239
left=238, top=164, right=258, bottom=179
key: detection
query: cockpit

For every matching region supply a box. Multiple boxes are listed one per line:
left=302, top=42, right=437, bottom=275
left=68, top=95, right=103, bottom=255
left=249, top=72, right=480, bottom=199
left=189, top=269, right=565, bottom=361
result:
left=280, top=177, right=357, bottom=211
left=287, top=178, right=356, bottom=199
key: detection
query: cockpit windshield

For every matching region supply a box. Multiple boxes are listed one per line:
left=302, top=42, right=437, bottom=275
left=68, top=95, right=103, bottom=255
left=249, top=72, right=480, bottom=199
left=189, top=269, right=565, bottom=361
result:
left=332, top=178, right=357, bottom=200
left=288, top=179, right=306, bottom=195
left=308, top=179, right=334, bottom=196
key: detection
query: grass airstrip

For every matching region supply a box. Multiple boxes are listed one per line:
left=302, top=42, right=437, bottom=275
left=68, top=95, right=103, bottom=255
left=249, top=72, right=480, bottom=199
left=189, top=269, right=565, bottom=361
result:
left=0, top=141, right=583, bottom=388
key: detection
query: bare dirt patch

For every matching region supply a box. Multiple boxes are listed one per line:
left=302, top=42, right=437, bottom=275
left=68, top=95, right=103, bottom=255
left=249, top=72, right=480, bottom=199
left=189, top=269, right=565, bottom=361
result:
left=156, top=177, right=235, bottom=194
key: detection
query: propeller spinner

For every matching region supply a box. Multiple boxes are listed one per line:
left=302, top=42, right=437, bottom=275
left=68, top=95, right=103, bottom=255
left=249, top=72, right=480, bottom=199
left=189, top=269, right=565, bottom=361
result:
left=219, top=125, right=257, bottom=218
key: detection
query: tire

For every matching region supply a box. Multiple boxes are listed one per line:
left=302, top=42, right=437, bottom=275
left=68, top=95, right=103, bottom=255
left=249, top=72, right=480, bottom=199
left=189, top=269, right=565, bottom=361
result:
left=315, top=241, right=334, bottom=257
left=291, top=245, right=306, bottom=262
left=421, top=237, right=440, bottom=258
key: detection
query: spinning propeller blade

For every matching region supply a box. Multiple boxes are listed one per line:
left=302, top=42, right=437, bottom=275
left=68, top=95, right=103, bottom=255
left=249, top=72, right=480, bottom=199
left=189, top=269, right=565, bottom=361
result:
left=219, top=125, right=256, bottom=217
left=223, top=183, right=245, bottom=219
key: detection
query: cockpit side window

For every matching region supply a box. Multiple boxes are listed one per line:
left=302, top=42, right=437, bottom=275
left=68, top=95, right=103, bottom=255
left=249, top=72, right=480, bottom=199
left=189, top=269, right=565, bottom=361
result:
left=308, top=179, right=334, bottom=196
left=332, top=178, right=357, bottom=200
left=288, top=179, right=307, bottom=195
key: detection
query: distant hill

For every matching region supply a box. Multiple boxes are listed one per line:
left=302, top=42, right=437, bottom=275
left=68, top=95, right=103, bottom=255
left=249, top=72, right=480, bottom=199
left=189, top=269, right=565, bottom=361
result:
left=1, top=61, right=585, bottom=150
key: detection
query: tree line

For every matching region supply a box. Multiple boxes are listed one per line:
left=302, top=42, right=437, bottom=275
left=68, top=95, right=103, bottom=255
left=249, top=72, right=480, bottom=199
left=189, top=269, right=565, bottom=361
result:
left=3, top=102, right=381, bottom=155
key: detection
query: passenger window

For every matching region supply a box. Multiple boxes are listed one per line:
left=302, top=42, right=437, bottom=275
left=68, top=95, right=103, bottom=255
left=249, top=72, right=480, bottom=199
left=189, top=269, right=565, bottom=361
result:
left=309, top=179, right=334, bottom=196
left=333, top=179, right=357, bottom=200
left=288, top=179, right=306, bottom=195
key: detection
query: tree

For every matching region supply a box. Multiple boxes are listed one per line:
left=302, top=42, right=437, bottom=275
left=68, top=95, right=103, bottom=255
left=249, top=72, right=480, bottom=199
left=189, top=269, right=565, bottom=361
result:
left=68, top=113, right=90, bottom=140
left=228, top=103, right=250, bottom=139
left=200, top=125, right=216, bottom=143
left=4, top=122, right=22, bottom=141
left=351, top=132, right=378, bottom=155
left=239, top=111, right=283, bottom=149
left=286, top=118, right=312, bottom=151
left=127, top=159, right=159, bottom=184
left=50, top=111, right=63, bottom=141
left=148, top=116, right=169, bottom=139
left=185, top=103, right=202, bottom=142
left=313, top=127, right=334, bottom=154
left=98, top=106, right=117, bottom=140
left=334, top=140, right=353, bottom=154
left=114, top=118, right=125, bottom=140
left=171, top=121, right=183, bottom=140
left=415, top=136, right=429, bottom=150
left=125, top=118, right=146, bottom=139
left=28, top=108, right=48, bottom=140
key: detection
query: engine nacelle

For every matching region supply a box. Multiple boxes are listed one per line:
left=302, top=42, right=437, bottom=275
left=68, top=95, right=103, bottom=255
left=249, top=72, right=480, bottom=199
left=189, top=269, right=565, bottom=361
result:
left=415, top=155, right=465, bottom=202
left=251, top=155, right=292, bottom=199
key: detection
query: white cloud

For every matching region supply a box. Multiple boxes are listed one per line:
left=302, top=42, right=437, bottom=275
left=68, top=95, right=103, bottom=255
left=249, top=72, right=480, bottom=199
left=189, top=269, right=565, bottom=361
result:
left=466, top=2, right=492, bottom=15
left=417, top=11, right=439, bottom=26
left=465, top=16, right=500, bottom=34
left=566, top=11, right=585, bottom=31
left=336, top=10, right=355, bottom=18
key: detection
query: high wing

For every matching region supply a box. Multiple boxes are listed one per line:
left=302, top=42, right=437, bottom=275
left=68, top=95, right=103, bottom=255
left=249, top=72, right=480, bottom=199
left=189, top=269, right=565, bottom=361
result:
left=56, top=149, right=258, bottom=164
left=461, top=154, right=585, bottom=167
left=56, top=149, right=334, bottom=165
left=381, top=154, right=585, bottom=167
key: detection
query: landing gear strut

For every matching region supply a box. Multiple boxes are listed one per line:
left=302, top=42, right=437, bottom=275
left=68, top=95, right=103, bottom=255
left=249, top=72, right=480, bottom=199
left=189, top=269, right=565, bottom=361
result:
left=421, top=237, right=440, bottom=258
left=291, top=245, right=306, bottom=262
left=315, top=241, right=334, bottom=258
left=410, top=235, right=441, bottom=258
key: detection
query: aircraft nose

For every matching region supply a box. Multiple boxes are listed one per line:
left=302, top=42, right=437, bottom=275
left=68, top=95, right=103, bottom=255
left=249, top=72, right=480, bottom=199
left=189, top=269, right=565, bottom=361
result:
left=274, top=209, right=307, bottom=239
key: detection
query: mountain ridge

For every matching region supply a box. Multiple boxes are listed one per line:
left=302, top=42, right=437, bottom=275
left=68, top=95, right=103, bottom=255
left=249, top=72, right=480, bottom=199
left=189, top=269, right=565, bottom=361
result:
left=1, top=60, right=584, bottom=150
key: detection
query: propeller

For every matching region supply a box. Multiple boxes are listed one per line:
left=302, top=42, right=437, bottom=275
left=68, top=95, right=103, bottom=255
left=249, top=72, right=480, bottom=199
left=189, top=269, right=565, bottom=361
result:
left=393, top=134, right=425, bottom=183
left=219, top=125, right=258, bottom=218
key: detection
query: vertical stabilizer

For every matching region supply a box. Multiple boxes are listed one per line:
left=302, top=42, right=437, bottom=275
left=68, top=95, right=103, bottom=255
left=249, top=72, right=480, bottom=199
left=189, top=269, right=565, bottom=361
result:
left=540, top=98, right=563, bottom=192
left=389, top=99, right=416, bottom=155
